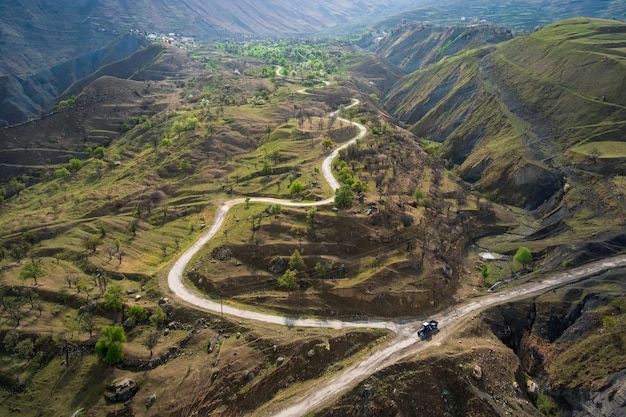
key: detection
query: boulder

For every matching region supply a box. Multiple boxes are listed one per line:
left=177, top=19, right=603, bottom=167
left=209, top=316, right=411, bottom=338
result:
left=105, top=378, right=137, bottom=403
left=146, top=392, right=156, bottom=409
left=472, top=364, right=482, bottom=380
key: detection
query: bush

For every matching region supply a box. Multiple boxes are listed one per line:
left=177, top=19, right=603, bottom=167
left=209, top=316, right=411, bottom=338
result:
left=514, top=247, right=532, bottom=267
left=126, top=305, right=148, bottom=322
left=536, top=393, right=557, bottom=416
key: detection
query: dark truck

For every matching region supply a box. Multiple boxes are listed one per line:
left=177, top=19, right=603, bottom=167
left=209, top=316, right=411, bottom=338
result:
left=418, top=320, right=439, bottom=338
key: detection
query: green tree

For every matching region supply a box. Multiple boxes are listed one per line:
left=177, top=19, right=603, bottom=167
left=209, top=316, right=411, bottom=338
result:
left=260, top=161, right=273, bottom=176
left=9, top=242, right=28, bottom=263
left=414, top=189, right=425, bottom=201
left=306, top=207, right=316, bottom=226
left=314, top=261, right=327, bottom=278
left=55, top=167, right=71, bottom=179
left=95, top=326, right=126, bottom=365
left=84, top=236, right=102, bottom=253
left=3, top=331, right=19, bottom=352
left=9, top=177, right=25, bottom=195
left=289, top=249, right=306, bottom=271
left=351, top=178, right=369, bottom=193
left=103, top=284, right=124, bottom=311
left=514, top=247, right=532, bottom=268
left=269, top=203, right=282, bottom=216
left=68, top=158, right=83, bottom=172
left=481, top=265, right=489, bottom=279
left=321, top=138, right=333, bottom=152
left=289, top=180, right=305, bottom=195
left=92, top=146, right=106, bottom=159
left=278, top=269, right=298, bottom=291
left=144, top=332, right=160, bottom=358
left=150, top=305, right=167, bottom=329
left=19, top=257, right=45, bottom=285
left=80, top=312, right=96, bottom=337
left=15, top=338, right=35, bottom=360
left=334, top=185, right=354, bottom=208
left=126, top=305, right=148, bottom=322
left=179, top=158, right=191, bottom=173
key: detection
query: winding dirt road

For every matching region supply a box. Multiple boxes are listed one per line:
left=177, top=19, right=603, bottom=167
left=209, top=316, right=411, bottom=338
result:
left=166, top=86, right=626, bottom=416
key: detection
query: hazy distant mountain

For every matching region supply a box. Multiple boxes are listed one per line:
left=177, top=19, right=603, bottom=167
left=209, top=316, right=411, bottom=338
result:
left=1, top=0, right=624, bottom=126
left=0, top=0, right=415, bottom=76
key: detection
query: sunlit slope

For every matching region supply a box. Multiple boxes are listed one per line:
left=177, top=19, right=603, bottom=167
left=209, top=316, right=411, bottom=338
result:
left=385, top=18, right=626, bottom=208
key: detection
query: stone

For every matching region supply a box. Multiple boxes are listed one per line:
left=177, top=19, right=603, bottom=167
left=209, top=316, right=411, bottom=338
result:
left=105, top=378, right=137, bottom=403
left=146, top=392, right=156, bottom=409
left=277, top=356, right=284, bottom=365
left=472, top=364, right=482, bottom=380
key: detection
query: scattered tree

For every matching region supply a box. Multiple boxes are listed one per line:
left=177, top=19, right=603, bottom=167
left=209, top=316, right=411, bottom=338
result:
left=589, top=147, right=602, bottom=163
left=3, top=331, right=19, bottom=352
left=334, top=185, right=354, bottom=208
left=15, top=338, right=35, bottom=360
left=103, top=284, right=124, bottom=311
left=514, top=247, right=533, bottom=269
left=278, top=269, right=298, bottom=291
left=150, top=305, right=167, bottom=329
left=321, top=138, right=334, bottom=152
left=314, top=261, right=327, bottom=278
left=414, top=189, right=425, bottom=202
left=80, top=312, right=96, bottom=337
left=178, top=158, right=191, bottom=173
left=289, top=249, right=306, bottom=271
left=95, top=325, right=126, bottom=365
left=144, top=332, right=160, bottom=358
left=19, top=257, right=45, bottom=285
left=55, top=167, right=71, bottom=179
left=289, top=180, right=305, bottom=195
left=306, top=207, right=317, bottom=227
left=126, top=305, right=149, bottom=322
left=481, top=264, right=490, bottom=279
left=260, top=161, right=273, bottom=177
left=84, top=236, right=102, bottom=253
left=269, top=203, right=282, bottom=216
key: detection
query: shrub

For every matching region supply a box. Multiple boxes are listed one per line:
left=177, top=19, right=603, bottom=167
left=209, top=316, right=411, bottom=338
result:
left=514, top=247, right=532, bottom=267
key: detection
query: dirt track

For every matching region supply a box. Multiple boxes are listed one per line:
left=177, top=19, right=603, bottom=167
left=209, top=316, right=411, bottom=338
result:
left=167, top=91, right=626, bottom=416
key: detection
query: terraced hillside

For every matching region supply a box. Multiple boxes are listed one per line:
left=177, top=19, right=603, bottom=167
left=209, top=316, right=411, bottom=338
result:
left=383, top=19, right=626, bottom=270
left=0, top=16, right=625, bottom=417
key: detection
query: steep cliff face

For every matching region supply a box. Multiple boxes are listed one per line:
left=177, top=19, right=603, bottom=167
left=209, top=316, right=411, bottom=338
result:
left=484, top=274, right=626, bottom=417
left=358, top=24, right=512, bottom=73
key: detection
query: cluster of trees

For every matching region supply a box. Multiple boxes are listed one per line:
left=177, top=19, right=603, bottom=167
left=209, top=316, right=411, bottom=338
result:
left=90, top=285, right=167, bottom=364
left=216, top=40, right=339, bottom=77
left=0, top=286, right=44, bottom=327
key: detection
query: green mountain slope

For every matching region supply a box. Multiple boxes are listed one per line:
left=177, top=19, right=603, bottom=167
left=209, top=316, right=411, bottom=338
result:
left=386, top=18, right=626, bottom=211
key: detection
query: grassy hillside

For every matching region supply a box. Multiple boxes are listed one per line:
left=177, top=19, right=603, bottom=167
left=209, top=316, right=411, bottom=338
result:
left=0, top=20, right=624, bottom=417
left=383, top=19, right=626, bottom=268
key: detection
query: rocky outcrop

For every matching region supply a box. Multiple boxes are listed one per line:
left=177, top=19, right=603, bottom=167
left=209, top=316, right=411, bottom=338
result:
left=105, top=378, right=137, bottom=403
